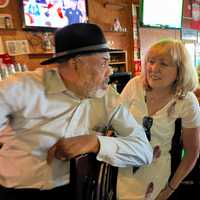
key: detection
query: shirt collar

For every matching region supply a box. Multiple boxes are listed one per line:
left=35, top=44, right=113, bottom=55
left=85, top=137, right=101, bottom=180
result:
left=44, top=68, right=67, bottom=94
left=43, top=68, right=84, bottom=101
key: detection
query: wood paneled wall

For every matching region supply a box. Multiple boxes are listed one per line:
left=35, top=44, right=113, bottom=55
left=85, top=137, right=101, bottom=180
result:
left=139, top=28, right=181, bottom=60
left=0, top=0, right=136, bottom=72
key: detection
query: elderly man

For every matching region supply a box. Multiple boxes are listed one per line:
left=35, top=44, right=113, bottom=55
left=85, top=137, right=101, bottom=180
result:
left=0, top=23, right=153, bottom=199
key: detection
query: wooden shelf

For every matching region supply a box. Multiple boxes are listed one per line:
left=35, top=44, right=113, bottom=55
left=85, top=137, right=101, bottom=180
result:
left=0, top=28, right=16, bottom=31
left=103, top=1, right=127, bottom=10
left=109, top=50, right=127, bottom=72
left=110, top=61, right=126, bottom=65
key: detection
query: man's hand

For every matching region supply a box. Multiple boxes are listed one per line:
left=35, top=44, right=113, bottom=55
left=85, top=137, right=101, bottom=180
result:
left=47, top=135, right=100, bottom=164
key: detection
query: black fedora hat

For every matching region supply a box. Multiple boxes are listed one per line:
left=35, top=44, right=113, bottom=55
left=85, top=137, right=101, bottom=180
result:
left=41, top=23, right=118, bottom=65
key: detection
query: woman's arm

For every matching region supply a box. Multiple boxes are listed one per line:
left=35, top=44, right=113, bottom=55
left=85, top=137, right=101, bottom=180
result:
left=169, top=127, right=200, bottom=188
left=155, top=127, right=200, bottom=200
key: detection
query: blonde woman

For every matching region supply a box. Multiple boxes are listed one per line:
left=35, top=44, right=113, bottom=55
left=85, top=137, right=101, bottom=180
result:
left=117, top=39, right=200, bottom=200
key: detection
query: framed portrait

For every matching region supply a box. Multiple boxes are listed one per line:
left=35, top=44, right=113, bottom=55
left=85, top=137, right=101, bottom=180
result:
left=0, top=14, right=13, bottom=29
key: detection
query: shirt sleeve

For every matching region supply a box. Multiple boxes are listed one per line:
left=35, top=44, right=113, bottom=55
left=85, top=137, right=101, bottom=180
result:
left=96, top=105, right=153, bottom=167
left=180, top=92, right=200, bottom=128
left=0, top=75, right=27, bottom=131
left=0, top=80, right=13, bottom=131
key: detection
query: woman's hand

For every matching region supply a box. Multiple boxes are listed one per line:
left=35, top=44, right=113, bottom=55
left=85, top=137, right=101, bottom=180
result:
left=47, top=135, right=100, bottom=164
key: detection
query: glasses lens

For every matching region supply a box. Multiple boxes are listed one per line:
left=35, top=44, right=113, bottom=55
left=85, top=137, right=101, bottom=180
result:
left=143, top=116, right=153, bottom=141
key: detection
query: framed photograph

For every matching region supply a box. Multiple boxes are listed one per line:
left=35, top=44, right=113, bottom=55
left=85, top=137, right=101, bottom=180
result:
left=0, top=14, right=13, bottom=29
left=181, top=28, right=197, bottom=41
left=5, top=40, right=30, bottom=56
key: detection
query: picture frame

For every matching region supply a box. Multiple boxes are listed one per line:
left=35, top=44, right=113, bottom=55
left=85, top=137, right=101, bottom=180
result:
left=0, top=14, right=13, bottom=29
left=5, top=40, right=30, bottom=56
left=181, top=28, right=198, bottom=41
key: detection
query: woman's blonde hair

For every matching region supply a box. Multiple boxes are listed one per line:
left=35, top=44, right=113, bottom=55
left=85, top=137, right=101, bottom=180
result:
left=142, top=39, right=199, bottom=98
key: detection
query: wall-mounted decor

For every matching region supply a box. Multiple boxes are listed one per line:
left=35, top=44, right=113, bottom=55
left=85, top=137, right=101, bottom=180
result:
left=0, top=14, right=13, bottom=29
left=5, top=40, right=30, bottom=56
left=190, top=0, right=200, bottom=30
left=0, top=0, right=9, bottom=8
left=183, top=0, right=192, bottom=18
left=0, top=36, right=5, bottom=54
left=182, top=28, right=198, bottom=41
left=20, top=0, right=88, bottom=31
left=113, top=18, right=122, bottom=32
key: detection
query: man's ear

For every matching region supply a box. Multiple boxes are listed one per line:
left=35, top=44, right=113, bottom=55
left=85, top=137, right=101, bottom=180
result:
left=73, top=57, right=83, bottom=71
left=67, top=58, right=78, bottom=70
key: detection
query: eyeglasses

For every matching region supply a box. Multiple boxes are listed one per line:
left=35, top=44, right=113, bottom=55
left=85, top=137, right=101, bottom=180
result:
left=143, top=116, right=153, bottom=141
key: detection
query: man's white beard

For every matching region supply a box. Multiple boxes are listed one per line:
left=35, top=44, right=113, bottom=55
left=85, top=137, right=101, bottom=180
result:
left=88, top=87, right=107, bottom=98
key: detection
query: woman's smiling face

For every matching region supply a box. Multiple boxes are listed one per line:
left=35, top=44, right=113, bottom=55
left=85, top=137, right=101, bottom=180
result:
left=146, top=48, right=178, bottom=91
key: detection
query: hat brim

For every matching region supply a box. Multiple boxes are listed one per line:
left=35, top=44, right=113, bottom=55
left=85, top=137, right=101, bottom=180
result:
left=40, top=48, right=120, bottom=65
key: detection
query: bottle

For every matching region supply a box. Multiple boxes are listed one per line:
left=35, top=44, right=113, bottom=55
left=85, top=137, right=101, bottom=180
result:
left=0, top=64, right=9, bottom=79
left=14, top=63, right=22, bottom=72
left=113, top=18, right=122, bottom=32
left=7, top=64, right=16, bottom=75
left=21, top=64, right=28, bottom=72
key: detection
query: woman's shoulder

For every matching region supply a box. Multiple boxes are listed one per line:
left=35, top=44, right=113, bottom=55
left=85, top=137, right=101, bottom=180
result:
left=124, top=75, right=143, bottom=91
left=175, top=92, right=200, bottom=127
left=120, top=75, right=144, bottom=108
left=182, top=91, right=199, bottom=105
left=175, top=92, right=199, bottom=110
left=129, top=75, right=142, bottom=84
